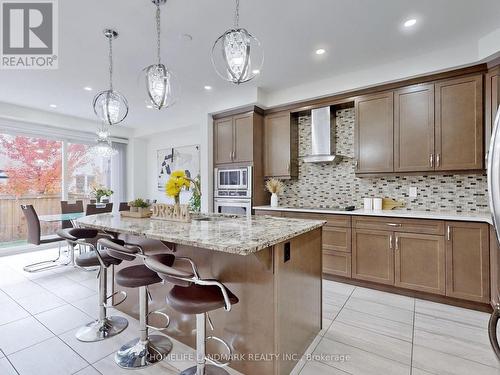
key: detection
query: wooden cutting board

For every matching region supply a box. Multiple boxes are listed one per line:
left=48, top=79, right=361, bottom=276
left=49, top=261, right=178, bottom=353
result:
left=382, top=198, right=406, bottom=210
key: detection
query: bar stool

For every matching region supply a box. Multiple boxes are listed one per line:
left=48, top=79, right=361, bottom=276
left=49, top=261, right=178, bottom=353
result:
left=98, top=238, right=174, bottom=369
left=145, top=254, right=239, bottom=375
left=56, top=228, right=129, bottom=342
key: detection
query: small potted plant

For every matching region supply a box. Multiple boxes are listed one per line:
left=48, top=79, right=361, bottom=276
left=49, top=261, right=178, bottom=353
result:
left=129, top=198, right=150, bottom=215
left=188, top=175, right=202, bottom=213
left=265, top=178, right=284, bottom=208
left=91, top=185, right=113, bottom=203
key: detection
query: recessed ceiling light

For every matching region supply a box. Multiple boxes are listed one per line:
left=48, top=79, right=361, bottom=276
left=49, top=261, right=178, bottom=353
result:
left=146, top=105, right=153, bottom=109
left=83, top=86, right=93, bottom=91
left=252, top=69, right=260, bottom=75
left=204, top=85, right=212, bottom=91
left=404, top=18, right=417, bottom=28
left=49, top=104, right=57, bottom=108
left=315, top=48, right=326, bottom=55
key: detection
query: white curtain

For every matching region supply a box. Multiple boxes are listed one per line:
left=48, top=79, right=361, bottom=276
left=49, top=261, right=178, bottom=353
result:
left=110, top=141, right=127, bottom=211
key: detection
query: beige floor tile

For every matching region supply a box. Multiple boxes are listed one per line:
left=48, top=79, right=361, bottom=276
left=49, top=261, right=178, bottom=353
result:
left=324, top=321, right=412, bottom=365
left=313, top=336, right=410, bottom=375
left=46, top=282, right=96, bottom=303
left=16, top=290, right=66, bottom=315
left=415, top=299, right=489, bottom=328
left=0, top=316, right=53, bottom=355
left=290, top=334, right=323, bottom=375
left=350, top=287, right=414, bottom=311
left=323, top=301, right=342, bottom=321
left=8, top=336, right=88, bottom=375
left=411, top=368, right=435, bottom=375
left=1, top=280, right=47, bottom=299
left=0, top=358, right=17, bottom=375
left=74, top=366, right=102, bottom=375
left=412, top=344, right=500, bottom=375
left=323, top=280, right=356, bottom=296
left=336, top=308, right=413, bottom=342
left=299, top=360, right=351, bottom=374
left=35, top=304, right=94, bottom=335
left=0, top=293, right=30, bottom=326
left=344, top=297, right=414, bottom=325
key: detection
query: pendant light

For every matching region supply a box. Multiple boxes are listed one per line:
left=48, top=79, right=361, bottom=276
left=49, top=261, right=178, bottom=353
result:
left=211, top=0, right=263, bottom=84
left=93, top=123, right=117, bottom=158
left=144, top=0, right=176, bottom=110
left=93, top=29, right=129, bottom=125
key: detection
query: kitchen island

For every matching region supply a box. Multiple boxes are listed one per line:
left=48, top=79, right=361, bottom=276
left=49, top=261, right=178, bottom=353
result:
left=76, top=213, right=324, bottom=375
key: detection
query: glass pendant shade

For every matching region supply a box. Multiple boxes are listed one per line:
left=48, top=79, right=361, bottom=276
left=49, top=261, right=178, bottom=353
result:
left=93, top=90, right=128, bottom=125
left=94, top=138, right=117, bottom=158
left=145, top=63, right=176, bottom=109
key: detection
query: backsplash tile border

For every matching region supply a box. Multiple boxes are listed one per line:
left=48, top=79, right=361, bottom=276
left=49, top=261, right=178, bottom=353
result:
left=279, top=108, right=489, bottom=213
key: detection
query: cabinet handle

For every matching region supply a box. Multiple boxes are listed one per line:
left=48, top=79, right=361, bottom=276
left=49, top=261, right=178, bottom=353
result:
left=395, top=236, right=399, bottom=250
left=447, top=225, right=451, bottom=241
left=355, top=160, right=359, bottom=169
left=436, top=153, right=440, bottom=168
left=430, top=154, right=434, bottom=168
left=287, top=162, right=290, bottom=173
left=389, top=234, right=393, bottom=249
left=387, top=223, right=402, bottom=227
left=229, top=152, right=233, bottom=161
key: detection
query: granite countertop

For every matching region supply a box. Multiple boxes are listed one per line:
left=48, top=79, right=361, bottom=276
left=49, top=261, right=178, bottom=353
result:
left=76, top=213, right=325, bottom=256
left=253, top=206, right=493, bottom=224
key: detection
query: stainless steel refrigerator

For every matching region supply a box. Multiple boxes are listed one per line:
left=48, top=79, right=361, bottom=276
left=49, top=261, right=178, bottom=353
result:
left=488, top=105, right=500, bottom=359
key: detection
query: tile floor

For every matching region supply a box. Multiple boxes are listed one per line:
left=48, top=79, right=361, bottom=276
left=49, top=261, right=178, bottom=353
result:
left=0, top=248, right=499, bottom=375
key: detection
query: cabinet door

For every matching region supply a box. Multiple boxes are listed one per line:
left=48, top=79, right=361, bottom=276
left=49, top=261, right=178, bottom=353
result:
left=355, top=92, right=394, bottom=173
left=323, top=226, right=351, bottom=253
left=233, top=113, right=254, bottom=163
left=264, top=112, right=293, bottom=177
left=394, top=84, right=435, bottom=172
left=352, top=229, right=394, bottom=285
left=486, top=68, right=500, bottom=153
left=394, top=233, right=445, bottom=295
left=445, top=222, right=490, bottom=302
left=214, top=118, right=234, bottom=164
left=435, top=75, right=483, bottom=171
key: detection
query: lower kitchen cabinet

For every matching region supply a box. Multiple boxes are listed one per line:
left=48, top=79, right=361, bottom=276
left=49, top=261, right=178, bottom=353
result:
left=352, top=229, right=394, bottom=285
left=323, top=250, right=351, bottom=278
left=394, top=233, right=446, bottom=295
left=445, top=222, right=490, bottom=303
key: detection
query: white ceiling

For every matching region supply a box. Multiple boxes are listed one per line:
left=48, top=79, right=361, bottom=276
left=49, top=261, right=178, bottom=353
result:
left=1, top=0, right=500, bottom=136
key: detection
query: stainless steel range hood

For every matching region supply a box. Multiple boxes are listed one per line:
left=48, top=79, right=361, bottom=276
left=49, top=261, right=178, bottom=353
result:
left=303, top=106, right=340, bottom=163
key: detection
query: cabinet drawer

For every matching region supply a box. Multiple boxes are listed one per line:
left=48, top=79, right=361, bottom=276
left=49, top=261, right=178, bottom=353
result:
left=323, top=250, right=351, bottom=278
left=353, top=216, right=444, bottom=235
left=283, top=212, right=351, bottom=228
left=324, top=226, right=351, bottom=253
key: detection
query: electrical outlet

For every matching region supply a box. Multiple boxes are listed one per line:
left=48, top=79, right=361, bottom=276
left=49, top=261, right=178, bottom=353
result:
left=409, top=186, right=417, bottom=198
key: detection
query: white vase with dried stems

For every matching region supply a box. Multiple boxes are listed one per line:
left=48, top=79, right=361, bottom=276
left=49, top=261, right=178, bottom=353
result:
left=265, top=178, right=285, bottom=208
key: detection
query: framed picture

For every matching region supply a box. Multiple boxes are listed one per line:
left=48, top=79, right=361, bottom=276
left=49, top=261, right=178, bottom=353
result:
left=157, top=144, right=200, bottom=191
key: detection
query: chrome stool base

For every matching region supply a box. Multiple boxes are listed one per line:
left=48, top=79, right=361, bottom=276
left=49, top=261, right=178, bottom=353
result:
left=180, top=365, right=230, bottom=375
left=76, top=316, right=129, bottom=342
left=115, top=335, right=173, bottom=369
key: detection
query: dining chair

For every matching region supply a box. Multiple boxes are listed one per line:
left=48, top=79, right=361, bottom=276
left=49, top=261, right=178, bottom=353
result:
left=60, top=200, right=84, bottom=229
left=86, top=203, right=113, bottom=216
left=21, top=205, right=67, bottom=272
left=118, top=202, right=130, bottom=212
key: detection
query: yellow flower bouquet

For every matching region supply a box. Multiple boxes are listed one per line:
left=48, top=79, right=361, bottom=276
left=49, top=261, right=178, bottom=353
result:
left=165, top=170, right=194, bottom=204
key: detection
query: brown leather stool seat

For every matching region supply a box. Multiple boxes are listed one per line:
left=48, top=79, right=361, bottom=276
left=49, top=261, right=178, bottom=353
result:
left=56, top=228, right=98, bottom=241
left=168, top=283, right=239, bottom=315
left=116, top=265, right=162, bottom=288
left=76, top=251, right=122, bottom=268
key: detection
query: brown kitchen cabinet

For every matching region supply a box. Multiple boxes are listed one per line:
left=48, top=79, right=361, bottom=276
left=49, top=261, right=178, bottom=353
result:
left=486, top=66, right=500, bottom=153
left=352, top=229, right=394, bottom=285
left=263, top=111, right=298, bottom=178
left=394, top=84, right=435, bottom=172
left=355, top=91, right=394, bottom=173
left=445, top=221, right=490, bottom=303
left=394, top=233, right=445, bottom=295
left=324, top=250, right=351, bottom=278
left=435, top=75, right=483, bottom=171
left=213, top=110, right=262, bottom=165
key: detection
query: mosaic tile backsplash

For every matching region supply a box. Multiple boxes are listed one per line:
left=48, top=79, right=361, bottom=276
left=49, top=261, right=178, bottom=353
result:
left=280, top=108, right=489, bottom=213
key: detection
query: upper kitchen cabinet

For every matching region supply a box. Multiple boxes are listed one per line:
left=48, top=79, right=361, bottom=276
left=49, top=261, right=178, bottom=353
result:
left=435, top=74, right=483, bottom=171
left=213, top=108, right=263, bottom=165
left=263, top=111, right=298, bottom=178
left=486, top=65, right=500, bottom=152
left=394, top=84, right=435, bottom=172
left=355, top=91, right=394, bottom=173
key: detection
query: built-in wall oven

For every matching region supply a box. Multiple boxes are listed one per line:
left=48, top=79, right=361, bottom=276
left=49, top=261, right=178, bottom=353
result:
left=214, top=166, right=252, bottom=217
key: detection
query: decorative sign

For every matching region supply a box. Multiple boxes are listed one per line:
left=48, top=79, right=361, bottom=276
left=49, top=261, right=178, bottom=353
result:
left=157, top=144, right=200, bottom=192
left=151, top=203, right=191, bottom=222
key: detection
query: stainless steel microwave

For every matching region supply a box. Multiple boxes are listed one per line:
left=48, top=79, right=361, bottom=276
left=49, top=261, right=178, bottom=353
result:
left=214, top=166, right=252, bottom=198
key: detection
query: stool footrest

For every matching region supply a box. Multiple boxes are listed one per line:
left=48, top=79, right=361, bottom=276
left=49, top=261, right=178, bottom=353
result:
left=106, top=290, right=127, bottom=307
left=205, top=335, right=232, bottom=368
left=146, top=310, right=170, bottom=332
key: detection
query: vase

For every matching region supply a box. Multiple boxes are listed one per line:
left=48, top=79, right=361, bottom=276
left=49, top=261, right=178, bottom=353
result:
left=270, top=193, right=279, bottom=207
